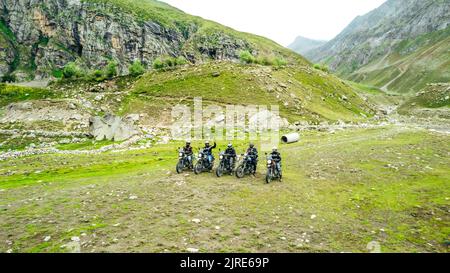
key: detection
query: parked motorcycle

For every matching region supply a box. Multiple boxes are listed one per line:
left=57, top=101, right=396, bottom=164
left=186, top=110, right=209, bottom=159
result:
left=216, top=151, right=235, bottom=177
left=265, top=153, right=282, bottom=183
left=236, top=153, right=256, bottom=178
left=194, top=149, right=214, bottom=175
left=176, top=148, right=193, bottom=174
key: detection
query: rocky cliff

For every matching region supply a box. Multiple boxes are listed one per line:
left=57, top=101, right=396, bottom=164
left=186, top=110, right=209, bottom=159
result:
left=306, top=0, right=450, bottom=93
left=0, top=0, right=297, bottom=81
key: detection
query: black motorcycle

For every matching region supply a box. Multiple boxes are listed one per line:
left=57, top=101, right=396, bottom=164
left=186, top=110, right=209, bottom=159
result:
left=194, top=149, right=214, bottom=175
left=216, top=151, right=235, bottom=177
left=236, top=153, right=257, bottom=178
left=176, top=149, right=193, bottom=174
left=265, top=153, right=282, bottom=183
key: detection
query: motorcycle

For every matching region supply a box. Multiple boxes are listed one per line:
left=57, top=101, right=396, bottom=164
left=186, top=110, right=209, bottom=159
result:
left=194, top=149, right=214, bottom=175
left=236, top=153, right=257, bottom=178
left=176, top=148, right=193, bottom=174
left=265, top=153, right=282, bottom=183
left=216, top=151, right=235, bottom=177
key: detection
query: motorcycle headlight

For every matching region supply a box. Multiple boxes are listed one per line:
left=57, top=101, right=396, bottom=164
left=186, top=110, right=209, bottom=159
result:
left=220, top=155, right=223, bottom=160
left=244, top=153, right=248, bottom=157
left=198, top=153, right=202, bottom=158
left=179, top=153, right=183, bottom=157
left=267, top=160, right=272, bottom=164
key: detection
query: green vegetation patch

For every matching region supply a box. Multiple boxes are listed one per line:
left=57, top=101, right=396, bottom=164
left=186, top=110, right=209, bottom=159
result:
left=0, top=84, right=57, bottom=107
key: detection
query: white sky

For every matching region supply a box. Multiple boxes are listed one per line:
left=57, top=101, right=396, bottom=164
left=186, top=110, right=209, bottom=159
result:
left=160, top=0, right=386, bottom=46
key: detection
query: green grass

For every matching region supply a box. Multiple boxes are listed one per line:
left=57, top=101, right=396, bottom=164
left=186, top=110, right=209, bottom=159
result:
left=56, top=140, right=117, bottom=151
left=0, top=84, right=57, bottom=107
left=0, top=127, right=448, bottom=253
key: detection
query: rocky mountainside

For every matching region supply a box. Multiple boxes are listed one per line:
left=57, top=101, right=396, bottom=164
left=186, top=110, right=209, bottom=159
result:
left=0, top=0, right=300, bottom=81
left=306, top=0, right=450, bottom=93
left=288, top=36, right=327, bottom=55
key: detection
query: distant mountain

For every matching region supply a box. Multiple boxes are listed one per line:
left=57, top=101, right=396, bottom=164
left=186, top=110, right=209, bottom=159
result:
left=288, top=36, right=327, bottom=56
left=306, top=0, right=450, bottom=93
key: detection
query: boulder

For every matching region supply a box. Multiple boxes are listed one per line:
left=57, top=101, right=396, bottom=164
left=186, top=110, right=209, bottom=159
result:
left=89, top=114, right=140, bottom=141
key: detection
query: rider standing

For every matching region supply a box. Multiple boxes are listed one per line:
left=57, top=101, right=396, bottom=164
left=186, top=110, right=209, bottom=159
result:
left=270, top=147, right=282, bottom=180
left=225, top=143, right=237, bottom=169
left=203, top=141, right=217, bottom=166
left=246, top=143, right=258, bottom=174
left=183, top=141, right=193, bottom=168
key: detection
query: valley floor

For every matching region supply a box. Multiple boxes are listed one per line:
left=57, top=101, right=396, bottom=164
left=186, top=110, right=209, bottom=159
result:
left=0, top=125, right=449, bottom=253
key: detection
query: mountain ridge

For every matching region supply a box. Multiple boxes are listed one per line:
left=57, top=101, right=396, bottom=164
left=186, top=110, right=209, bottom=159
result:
left=288, top=36, right=327, bottom=56
left=306, top=0, right=450, bottom=93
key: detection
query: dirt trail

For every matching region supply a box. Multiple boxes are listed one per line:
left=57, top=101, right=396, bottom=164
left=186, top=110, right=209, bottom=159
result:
left=380, top=67, right=407, bottom=92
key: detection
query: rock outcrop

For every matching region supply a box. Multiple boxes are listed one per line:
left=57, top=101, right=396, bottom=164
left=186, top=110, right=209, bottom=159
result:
left=0, top=0, right=291, bottom=80
left=89, top=114, right=140, bottom=141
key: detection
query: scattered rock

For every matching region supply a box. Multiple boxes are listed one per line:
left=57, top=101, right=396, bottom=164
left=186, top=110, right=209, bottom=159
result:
left=44, top=236, right=51, bottom=242
left=191, top=219, right=201, bottom=224
left=186, top=248, right=199, bottom=253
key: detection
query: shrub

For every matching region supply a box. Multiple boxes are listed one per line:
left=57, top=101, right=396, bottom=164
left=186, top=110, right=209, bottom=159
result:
left=239, top=50, right=256, bottom=64
left=1, top=74, right=17, bottom=83
left=175, top=56, right=188, bottom=66
left=273, top=57, right=287, bottom=67
left=164, top=57, right=176, bottom=68
left=89, top=69, right=105, bottom=82
left=153, top=56, right=188, bottom=70
left=314, top=63, right=329, bottom=72
left=128, top=60, right=146, bottom=76
left=62, top=62, right=83, bottom=79
left=104, top=60, right=118, bottom=79
left=153, top=58, right=165, bottom=70
left=256, top=56, right=274, bottom=66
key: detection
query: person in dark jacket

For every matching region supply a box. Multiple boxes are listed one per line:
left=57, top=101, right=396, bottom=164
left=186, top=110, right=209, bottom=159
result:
left=183, top=141, right=193, bottom=168
left=246, top=143, right=258, bottom=174
left=203, top=141, right=217, bottom=165
left=225, top=143, right=237, bottom=169
left=270, top=147, right=282, bottom=178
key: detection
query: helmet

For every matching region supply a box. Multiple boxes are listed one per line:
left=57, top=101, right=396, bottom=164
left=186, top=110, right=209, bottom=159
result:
left=249, top=143, right=254, bottom=148
left=228, top=143, right=232, bottom=148
left=205, top=140, right=210, bottom=145
left=186, top=141, right=191, bottom=145
left=272, top=147, right=278, bottom=152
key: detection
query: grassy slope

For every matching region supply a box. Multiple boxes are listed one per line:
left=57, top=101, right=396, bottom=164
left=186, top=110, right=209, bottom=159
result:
left=122, top=62, right=375, bottom=123
left=398, top=84, right=450, bottom=115
left=0, top=83, right=57, bottom=107
left=348, top=27, right=450, bottom=93
left=0, top=127, right=448, bottom=253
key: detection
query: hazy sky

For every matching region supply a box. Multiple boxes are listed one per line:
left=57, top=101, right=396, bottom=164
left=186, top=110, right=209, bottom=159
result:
left=160, top=0, right=386, bottom=46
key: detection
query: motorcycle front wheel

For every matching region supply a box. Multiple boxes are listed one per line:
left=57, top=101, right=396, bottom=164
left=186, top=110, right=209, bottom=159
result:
left=216, top=165, right=224, bottom=177
left=194, top=162, right=203, bottom=175
left=266, top=169, right=273, bottom=184
left=236, top=165, right=245, bottom=179
left=176, top=160, right=184, bottom=174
